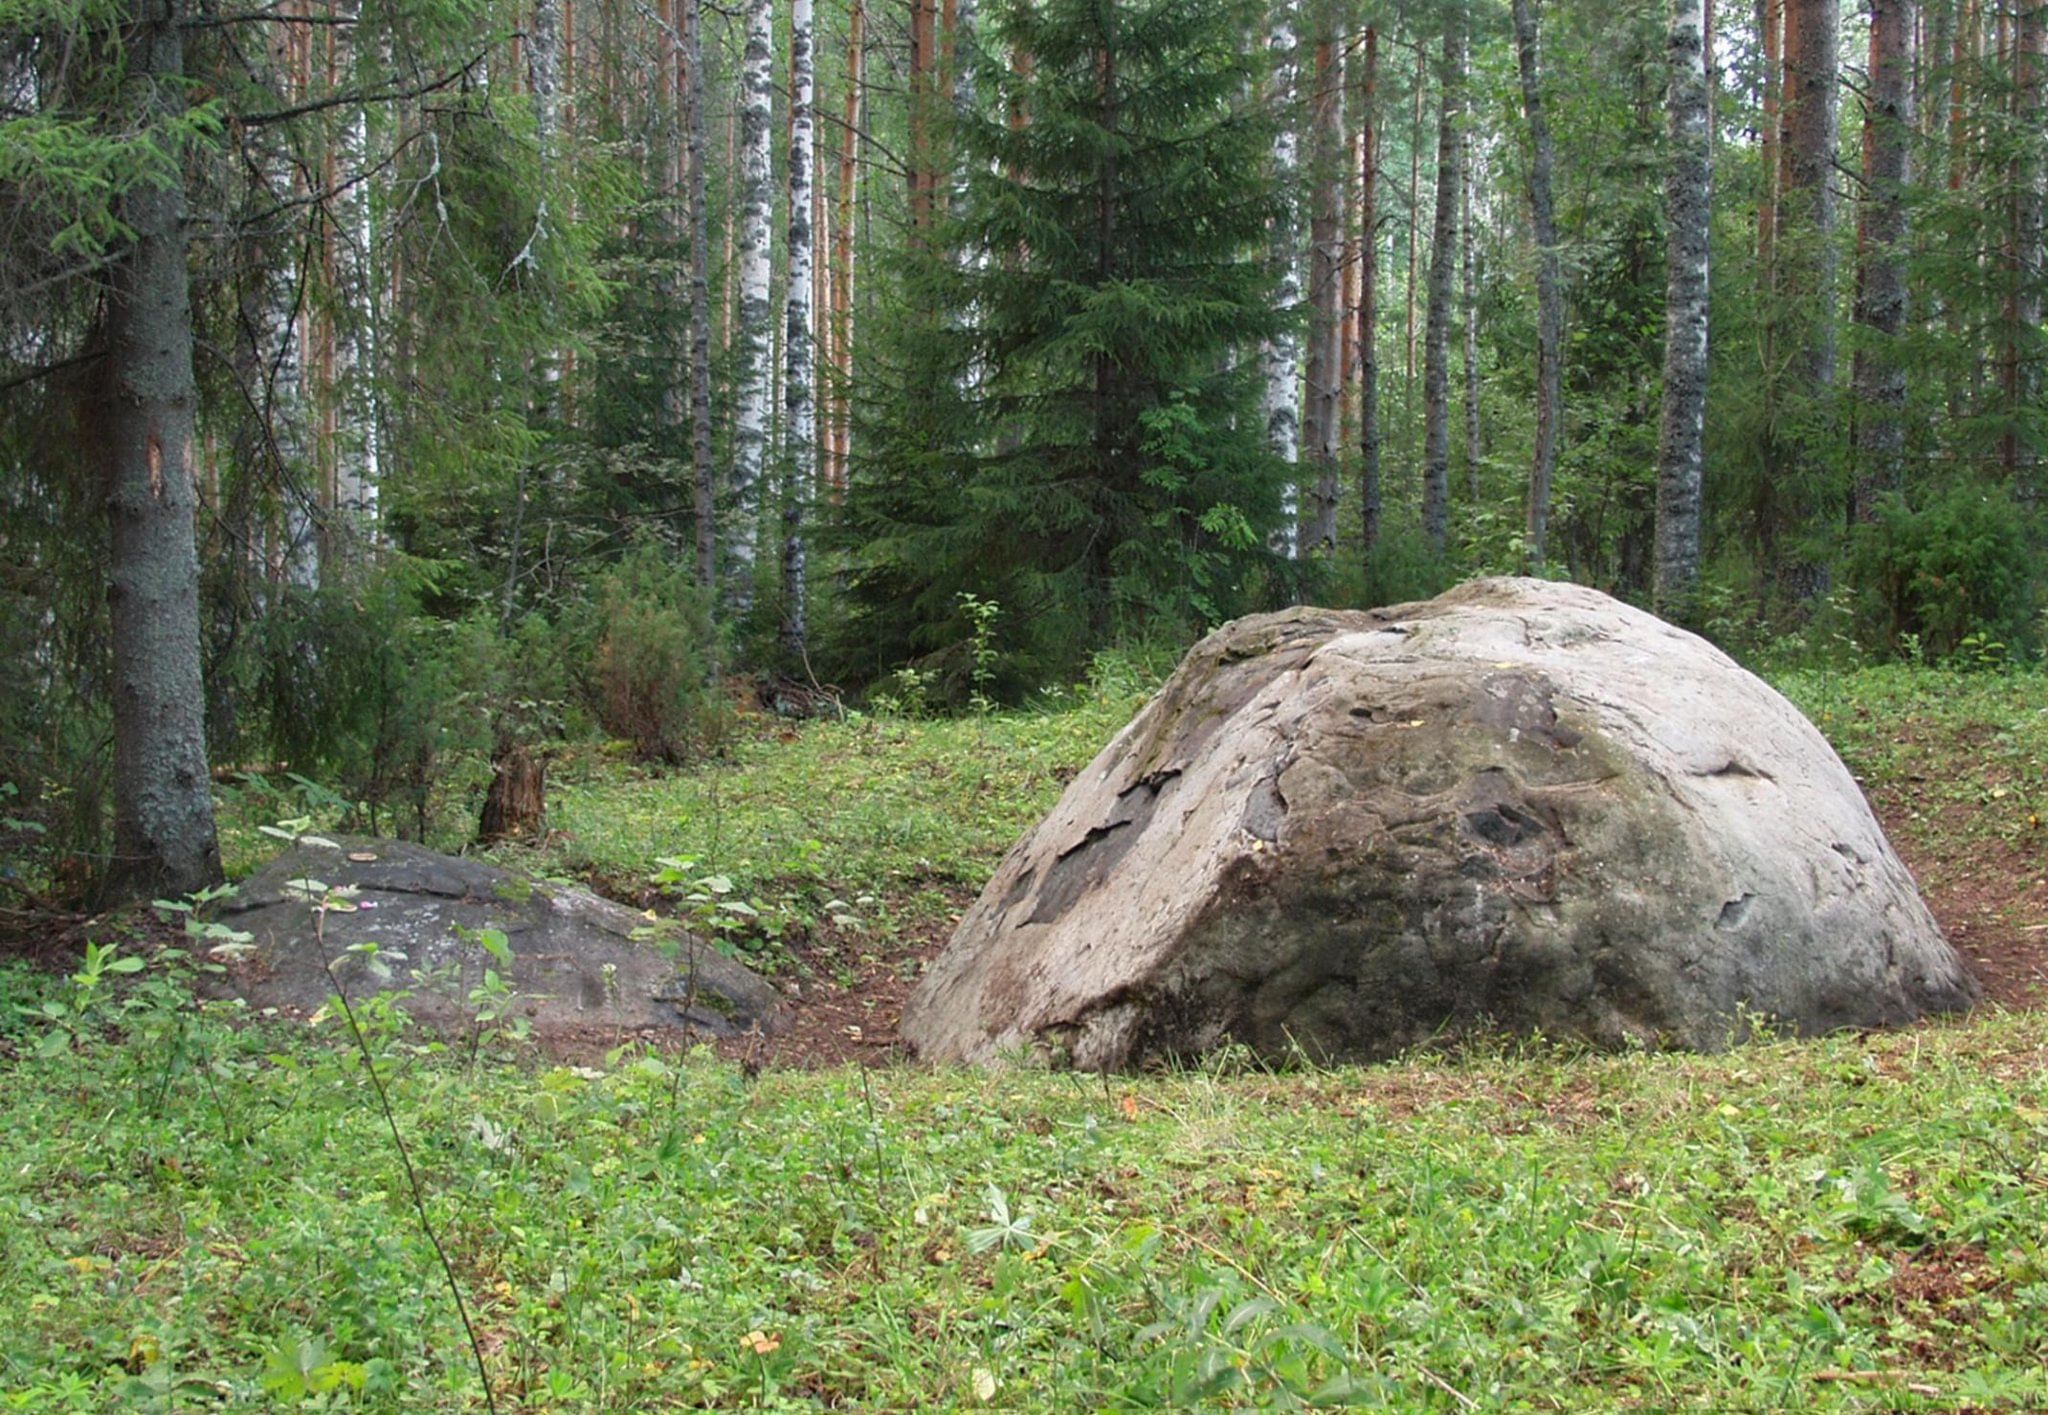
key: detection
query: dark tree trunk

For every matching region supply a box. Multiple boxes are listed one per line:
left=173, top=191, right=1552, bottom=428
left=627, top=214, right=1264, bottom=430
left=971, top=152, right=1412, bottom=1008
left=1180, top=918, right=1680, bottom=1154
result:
left=1656, top=0, right=1712, bottom=619
left=103, top=0, right=224, bottom=902
left=686, top=0, right=716, bottom=591
left=478, top=739, right=547, bottom=843
left=1781, top=0, right=1840, bottom=391
left=2004, top=2, right=2044, bottom=497
left=1850, top=0, right=1914, bottom=524
left=1421, top=14, right=1464, bottom=555
left=1359, top=25, right=1383, bottom=558
left=1302, top=7, right=1343, bottom=554
left=1511, top=0, right=1562, bottom=570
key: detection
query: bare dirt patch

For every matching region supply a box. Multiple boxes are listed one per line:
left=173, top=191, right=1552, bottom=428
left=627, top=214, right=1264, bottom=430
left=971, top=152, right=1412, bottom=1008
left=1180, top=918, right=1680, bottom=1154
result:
left=1868, top=789, right=2048, bottom=1011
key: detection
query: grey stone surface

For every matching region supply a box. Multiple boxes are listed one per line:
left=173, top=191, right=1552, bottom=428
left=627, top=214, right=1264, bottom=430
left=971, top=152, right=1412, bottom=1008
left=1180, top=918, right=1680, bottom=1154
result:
left=903, top=578, right=1978, bottom=1070
left=209, top=837, right=785, bottom=1036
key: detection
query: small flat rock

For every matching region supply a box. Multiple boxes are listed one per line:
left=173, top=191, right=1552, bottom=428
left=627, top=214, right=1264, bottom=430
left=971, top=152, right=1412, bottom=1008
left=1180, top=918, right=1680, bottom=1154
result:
left=208, top=837, right=785, bottom=1037
left=902, top=578, right=1978, bottom=1070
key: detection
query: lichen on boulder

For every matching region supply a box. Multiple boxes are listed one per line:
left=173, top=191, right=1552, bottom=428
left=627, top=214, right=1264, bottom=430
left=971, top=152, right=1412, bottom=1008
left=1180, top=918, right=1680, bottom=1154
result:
left=902, top=578, right=1977, bottom=1070
left=209, top=837, right=785, bottom=1037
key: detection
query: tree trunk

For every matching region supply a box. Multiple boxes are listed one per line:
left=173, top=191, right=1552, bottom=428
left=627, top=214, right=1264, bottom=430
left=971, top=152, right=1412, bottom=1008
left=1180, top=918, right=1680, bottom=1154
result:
left=1303, top=6, right=1344, bottom=555
left=1358, top=25, right=1383, bottom=558
left=1510, top=0, right=1562, bottom=570
left=2004, top=2, right=2044, bottom=496
left=478, top=739, right=546, bottom=843
left=686, top=0, right=716, bottom=592
left=1781, top=0, right=1839, bottom=390
left=1850, top=0, right=1914, bottom=524
left=1421, top=15, right=1464, bottom=556
left=1759, top=0, right=1781, bottom=265
left=729, top=0, right=775, bottom=614
left=1777, top=0, right=1840, bottom=597
left=781, top=0, right=816, bottom=661
left=103, top=0, right=223, bottom=902
left=829, top=0, right=865, bottom=498
left=1459, top=58, right=1481, bottom=504
left=1656, top=0, right=1712, bottom=619
left=1259, top=0, right=1303, bottom=558
left=910, top=0, right=938, bottom=233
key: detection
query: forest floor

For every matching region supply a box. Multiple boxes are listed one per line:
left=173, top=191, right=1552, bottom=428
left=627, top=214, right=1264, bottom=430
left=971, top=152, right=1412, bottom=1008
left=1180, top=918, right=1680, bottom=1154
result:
left=5, top=662, right=2048, bottom=1410
left=554, top=663, right=2048, bottom=1071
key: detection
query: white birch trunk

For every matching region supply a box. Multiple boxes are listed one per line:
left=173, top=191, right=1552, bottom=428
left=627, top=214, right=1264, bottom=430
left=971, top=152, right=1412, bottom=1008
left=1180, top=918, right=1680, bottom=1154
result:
left=780, top=0, right=816, bottom=659
left=331, top=13, right=381, bottom=569
left=729, top=0, right=776, bottom=609
left=1260, top=1, right=1303, bottom=558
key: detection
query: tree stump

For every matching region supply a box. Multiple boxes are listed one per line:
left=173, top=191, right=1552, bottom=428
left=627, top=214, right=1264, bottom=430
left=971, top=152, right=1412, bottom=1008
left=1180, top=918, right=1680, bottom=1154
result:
left=478, top=740, right=546, bottom=843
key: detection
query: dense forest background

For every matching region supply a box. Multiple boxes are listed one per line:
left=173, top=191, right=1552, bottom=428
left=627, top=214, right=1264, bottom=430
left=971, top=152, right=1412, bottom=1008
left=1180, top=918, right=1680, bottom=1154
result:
left=2, top=0, right=2043, bottom=902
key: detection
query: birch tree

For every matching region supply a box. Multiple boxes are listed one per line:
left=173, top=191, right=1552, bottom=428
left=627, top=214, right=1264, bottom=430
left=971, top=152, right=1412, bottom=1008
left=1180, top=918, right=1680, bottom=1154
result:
left=1655, top=0, right=1710, bottom=618
left=1259, top=0, right=1303, bottom=556
left=781, top=0, right=817, bottom=659
left=729, top=0, right=776, bottom=610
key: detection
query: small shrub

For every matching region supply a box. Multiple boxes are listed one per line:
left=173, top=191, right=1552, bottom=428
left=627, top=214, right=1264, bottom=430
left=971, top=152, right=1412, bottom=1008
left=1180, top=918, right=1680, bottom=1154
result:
left=1848, top=482, right=2042, bottom=665
left=566, top=539, right=724, bottom=763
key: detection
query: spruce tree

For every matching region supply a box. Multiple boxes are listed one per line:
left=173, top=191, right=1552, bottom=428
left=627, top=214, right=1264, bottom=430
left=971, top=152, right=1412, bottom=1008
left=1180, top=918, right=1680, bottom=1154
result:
left=835, top=0, right=1290, bottom=691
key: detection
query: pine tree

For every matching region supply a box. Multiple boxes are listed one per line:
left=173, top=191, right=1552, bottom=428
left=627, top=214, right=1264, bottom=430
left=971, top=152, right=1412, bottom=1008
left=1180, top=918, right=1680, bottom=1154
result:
left=835, top=0, right=1288, bottom=689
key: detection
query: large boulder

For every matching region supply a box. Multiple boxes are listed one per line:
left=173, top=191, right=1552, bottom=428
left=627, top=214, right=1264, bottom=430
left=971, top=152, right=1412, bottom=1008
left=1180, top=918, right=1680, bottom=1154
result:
left=209, top=837, right=785, bottom=1037
left=903, top=578, right=1977, bottom=1069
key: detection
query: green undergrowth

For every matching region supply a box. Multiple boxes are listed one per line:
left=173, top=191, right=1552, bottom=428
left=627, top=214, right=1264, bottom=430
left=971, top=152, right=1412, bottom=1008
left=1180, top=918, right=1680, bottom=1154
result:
left=1778, top=664, right=2048, bottom=858
left=3, top=1008, right=2047, bottom=1410
left=9, top=663, right=2048, bottom=1408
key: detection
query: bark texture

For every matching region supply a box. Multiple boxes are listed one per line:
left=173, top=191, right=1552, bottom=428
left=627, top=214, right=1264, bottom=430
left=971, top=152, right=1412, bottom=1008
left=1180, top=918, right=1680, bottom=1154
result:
left=1302, top=10, right=1344, bottom=555
left=1850, top=0, right=1914, bottom=524
left=1259, top=1, right=1304, bottom=555
left=1358, top=26, right=1383, bottom=557
left=1656, top=0, right=1712, bottom=618
left=1421, top=16, right=1464, bottom=555
left=728, top=0, right=776, bottom=609
left=685, top=0, right=715, bottom=591
left=1510, top=0, right=1562, bottom=570
left=104, top=0, right=224, bottom=900
left=780, top=0, right=816, bottom=660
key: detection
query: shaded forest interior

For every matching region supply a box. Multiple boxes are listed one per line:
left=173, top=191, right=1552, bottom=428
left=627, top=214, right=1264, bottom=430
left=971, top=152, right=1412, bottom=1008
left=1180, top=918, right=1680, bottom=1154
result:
left=1, top=0, right=2044, bottom=901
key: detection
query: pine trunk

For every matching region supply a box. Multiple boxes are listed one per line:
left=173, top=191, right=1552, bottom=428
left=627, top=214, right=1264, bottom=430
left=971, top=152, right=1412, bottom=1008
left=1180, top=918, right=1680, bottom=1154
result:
left=1850, top=0, right=1914, bottom=523
left=829, top=0, right=865, bottom=497
left=2005, top=2, right=2044, bottom=494
left=781, top=0, right=817, bottom=660
left=1303, top=9, right=1343, bottom=555
left=1358, top=26, right=1383, bottom=557
left=729, top=0, right=776, bottom=612
left=1781, top=0, right=1839, bottom=390
left=1459, top=67, right=1481, bottom=503
left=686, top=0, right=716, bottom=591
left=1656, top=0, right=1712, bottom=618
left=1421, top=17, right=1463, bottom=555
left=104, top=0, right=224, bottom=901
left=1511, top=0, right=1562, bottom=570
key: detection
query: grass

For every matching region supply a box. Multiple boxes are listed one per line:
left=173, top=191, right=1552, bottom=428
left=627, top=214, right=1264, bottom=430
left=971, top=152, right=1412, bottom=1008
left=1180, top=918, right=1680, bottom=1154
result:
left=5, top=663, right=2048, bottom=1410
